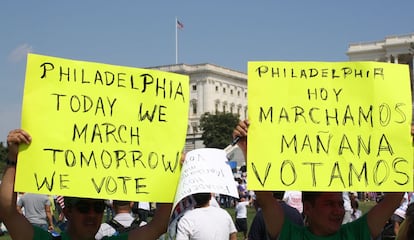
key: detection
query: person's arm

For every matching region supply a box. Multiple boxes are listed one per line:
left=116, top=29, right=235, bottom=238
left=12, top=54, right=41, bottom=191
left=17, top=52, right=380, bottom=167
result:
left=0, top=129, right=34, bottom=239
left=233, top=120, right=284, bottom=239
left=45, top=204, right=54, bottom=231
left=254, top=192, right=283, bottom=239
left=229, top=231, right=237, bottom=240
left=16, top=205, right=23, bottom=215
left=248, top=196, right=254, bottom=206
left=367, top=192, right=404, bottom=238
left=127, top=203, right=172, bottom=240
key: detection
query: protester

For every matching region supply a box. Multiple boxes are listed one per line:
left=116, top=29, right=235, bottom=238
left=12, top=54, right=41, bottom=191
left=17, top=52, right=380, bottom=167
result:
left=0, top=129, right=172, bottom=240
left=104, top=200, right=114, bottom=222
left=235, top=195, right=252, bottom=240
left=17, top=192, right=54, bottom=231
left=175, top=192, right=237, bottom=240
left=53, top=195, right=68, bottom=232
left=96, top=200, right=146, bottom=239
left=342, top=191, right=353, bottom=224
left=135, top=202, right=151, bottom=223
left=391, top=192, right=409, bottom=236
left=237, top=178, right=248, bottom=199
left=395, top=202, right=414, bottom=240
left=233, top=119, right=405, bottom=239
left=350, top=195, right=362, bottom=221
left=282, top=190, right=303, bottom=214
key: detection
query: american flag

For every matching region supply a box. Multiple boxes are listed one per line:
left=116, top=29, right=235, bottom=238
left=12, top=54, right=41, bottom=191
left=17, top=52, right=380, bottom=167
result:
left=56, top=195, right=65, bottom=209
left=176, top=20, right=184, bottom=29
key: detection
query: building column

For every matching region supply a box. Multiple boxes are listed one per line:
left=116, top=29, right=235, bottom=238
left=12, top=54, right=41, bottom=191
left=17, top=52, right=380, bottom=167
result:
left=411, top=55, right=414, bottom=124
left=387, top=55, right=392, bottom=63
left=394, top=54, right=399, bottom=64
left=198, top=80, right=205, bottom=115
left=412, top=54, right=414, bottom=74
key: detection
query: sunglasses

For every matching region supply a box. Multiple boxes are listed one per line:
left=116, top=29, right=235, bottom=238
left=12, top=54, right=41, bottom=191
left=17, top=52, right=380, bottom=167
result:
left=74, top=201, right=106, bottom=214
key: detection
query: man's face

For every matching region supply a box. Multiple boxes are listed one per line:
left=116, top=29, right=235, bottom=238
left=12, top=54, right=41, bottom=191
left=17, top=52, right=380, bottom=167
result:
left=304, top=192, right=345, bottom=236
left=64, top=199, right=105, bottom=239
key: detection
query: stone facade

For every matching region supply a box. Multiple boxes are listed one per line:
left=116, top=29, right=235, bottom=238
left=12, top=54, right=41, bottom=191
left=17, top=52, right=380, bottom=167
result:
left=149, top=63, right=247, bottom=166
left=347, top=33, right=414, bottom=121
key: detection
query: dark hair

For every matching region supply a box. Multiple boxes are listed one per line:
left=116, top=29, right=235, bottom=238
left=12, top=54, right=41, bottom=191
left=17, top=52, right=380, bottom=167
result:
left=272, top=191, right=285, bottom=200
left=64, top=197, right=80, bottom=207
left=193, top=193, right=211, bottom=207
left=113, top=200, right=130, bottom=206
left=302, top=192, right=322, bottom=205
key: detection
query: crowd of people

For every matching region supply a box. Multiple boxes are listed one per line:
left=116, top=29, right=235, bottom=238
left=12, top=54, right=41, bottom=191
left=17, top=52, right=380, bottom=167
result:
left=0, top=121, right=413, bottom=240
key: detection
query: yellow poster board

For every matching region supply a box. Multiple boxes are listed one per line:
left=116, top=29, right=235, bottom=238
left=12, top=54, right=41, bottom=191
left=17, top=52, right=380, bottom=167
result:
left=247, top=61, right=413, bottom=191
left=15, top=53, right=189, bottom=202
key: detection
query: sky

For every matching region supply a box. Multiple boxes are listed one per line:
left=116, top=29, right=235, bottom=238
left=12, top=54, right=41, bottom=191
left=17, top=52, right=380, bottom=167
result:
left=1, top=0, right=413, bottom=142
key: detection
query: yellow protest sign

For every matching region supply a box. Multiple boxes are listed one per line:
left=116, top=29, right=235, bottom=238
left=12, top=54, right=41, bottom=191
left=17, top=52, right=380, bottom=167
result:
left=247, top=61, right=413, bottom=191
left=15, top=53, right=189, bottom=202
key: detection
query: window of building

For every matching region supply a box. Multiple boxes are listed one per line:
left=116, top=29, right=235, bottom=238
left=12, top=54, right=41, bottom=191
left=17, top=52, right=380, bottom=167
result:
left=192, top=85, right=197, bottom=91
left=230, top=89, right=233, bottom=95
left=223, top=88, right=226, bottom=93
left=215, top=86, right=219, bottom=92
left=237, top=91, right=240, bottom=96
left=192, top=102, right=197, bottom=114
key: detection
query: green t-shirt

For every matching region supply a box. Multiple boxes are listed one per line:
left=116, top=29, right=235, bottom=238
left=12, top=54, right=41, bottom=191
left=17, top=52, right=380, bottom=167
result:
left=33, top=226, right=128, bottom=240
left=279, top=214, right=371, bottom=240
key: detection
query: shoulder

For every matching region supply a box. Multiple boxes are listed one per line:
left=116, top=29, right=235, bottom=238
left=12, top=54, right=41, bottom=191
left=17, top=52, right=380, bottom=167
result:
left=96, top=223, right=116, bottom=239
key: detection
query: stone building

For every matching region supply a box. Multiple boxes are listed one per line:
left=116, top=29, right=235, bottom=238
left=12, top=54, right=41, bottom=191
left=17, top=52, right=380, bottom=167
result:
left=149, top=63, right=247, bottom=165
left=347, top=33, right=414, bottom=120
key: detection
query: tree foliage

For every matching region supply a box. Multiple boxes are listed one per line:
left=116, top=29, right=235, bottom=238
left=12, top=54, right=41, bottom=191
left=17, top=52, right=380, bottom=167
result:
left=199, top=112, right=240, bottom=149
left=0, top=142, right=7, bottom=161
left=0, top=142, right=8, bottom=174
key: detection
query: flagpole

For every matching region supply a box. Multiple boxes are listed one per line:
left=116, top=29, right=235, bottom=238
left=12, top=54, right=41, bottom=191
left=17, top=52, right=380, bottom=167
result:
left=175, top=17, right=178, bottom=64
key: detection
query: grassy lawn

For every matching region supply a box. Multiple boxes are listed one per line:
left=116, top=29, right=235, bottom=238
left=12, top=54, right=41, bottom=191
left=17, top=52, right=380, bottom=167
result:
left=0, top=200, right=377, bottom=240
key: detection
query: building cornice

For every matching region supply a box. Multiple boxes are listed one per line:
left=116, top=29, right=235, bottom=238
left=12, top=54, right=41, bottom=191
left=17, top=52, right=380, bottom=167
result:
left=147, top=63, right=247, bottom=82
left=347, top=33, right=414, bottom=56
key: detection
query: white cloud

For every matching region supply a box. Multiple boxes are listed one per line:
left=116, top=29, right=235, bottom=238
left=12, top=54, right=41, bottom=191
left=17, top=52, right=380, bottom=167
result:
left=8, top=44, right=33, bottom=63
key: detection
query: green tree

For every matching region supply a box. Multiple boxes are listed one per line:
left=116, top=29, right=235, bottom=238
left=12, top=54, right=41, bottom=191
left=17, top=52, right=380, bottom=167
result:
left=0, top=142, right=8, bottom=174
left=199, top=112, right=240, bottom=149
left=0, top=142, right=7, bottom=161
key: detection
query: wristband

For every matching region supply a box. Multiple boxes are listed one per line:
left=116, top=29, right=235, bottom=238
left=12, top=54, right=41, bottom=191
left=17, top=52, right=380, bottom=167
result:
left=6, top=159, right=16, bottom=166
